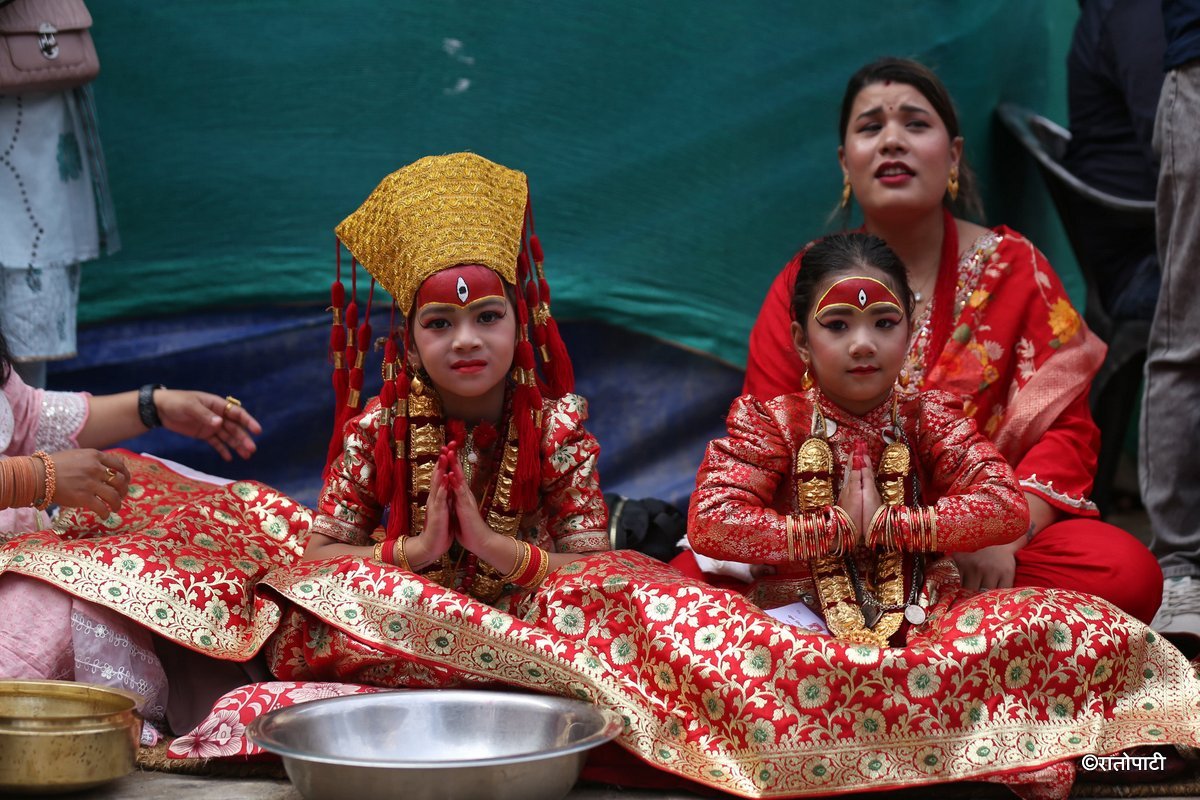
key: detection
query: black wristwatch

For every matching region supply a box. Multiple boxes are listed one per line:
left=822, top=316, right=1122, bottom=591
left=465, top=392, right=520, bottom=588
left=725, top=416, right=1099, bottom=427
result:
left=138, top=383, right=165, bottom=429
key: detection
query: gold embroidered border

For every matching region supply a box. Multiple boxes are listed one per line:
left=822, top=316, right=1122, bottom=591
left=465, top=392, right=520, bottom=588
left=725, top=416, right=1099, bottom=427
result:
left=260, top=555, right=1200, bottom=797
left=1, top=544, right=284, bottom=659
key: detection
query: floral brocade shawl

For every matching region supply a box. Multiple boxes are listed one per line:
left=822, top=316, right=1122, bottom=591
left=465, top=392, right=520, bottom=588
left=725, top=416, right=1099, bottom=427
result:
left=4, top=459, right=1200, bottom=797
left=0, top=452, right=306, bottom=659
left=262, top=384, right=1199, bottom=800
left=261, top=551, right=1200, bottom=798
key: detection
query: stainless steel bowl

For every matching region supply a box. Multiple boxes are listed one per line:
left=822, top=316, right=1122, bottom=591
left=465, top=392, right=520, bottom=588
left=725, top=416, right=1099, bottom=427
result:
left=0, top=679, right=141, bottom=794
left=246, top=689, right=623, bottom=800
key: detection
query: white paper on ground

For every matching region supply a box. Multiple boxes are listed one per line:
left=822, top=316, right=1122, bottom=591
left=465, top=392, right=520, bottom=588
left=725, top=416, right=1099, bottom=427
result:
left=676, top=536, right=755, bottom=583
left=763, top=601, right=831, bottom=635
left=139, top=453, right=234, bottom=486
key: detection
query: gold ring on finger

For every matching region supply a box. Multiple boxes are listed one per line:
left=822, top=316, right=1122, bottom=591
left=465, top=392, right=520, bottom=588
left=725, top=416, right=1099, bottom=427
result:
left=104, top=467, right=118, bottom=486
left=223, top=395, right=242, bottom=417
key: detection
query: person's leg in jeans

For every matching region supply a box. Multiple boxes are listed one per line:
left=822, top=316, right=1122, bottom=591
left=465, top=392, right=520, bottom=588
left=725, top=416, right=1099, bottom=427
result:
left=1142, top=62, right=1200, bottom=632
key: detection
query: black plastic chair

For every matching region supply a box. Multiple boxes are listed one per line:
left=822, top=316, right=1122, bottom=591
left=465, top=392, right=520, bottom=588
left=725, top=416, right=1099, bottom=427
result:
left=995, top=103, right=1155, bottom=518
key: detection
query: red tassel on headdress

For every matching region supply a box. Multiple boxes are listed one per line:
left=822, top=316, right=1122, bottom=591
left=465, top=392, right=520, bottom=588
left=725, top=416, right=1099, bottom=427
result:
left=533, top=261, right=574, bottom=397
left=349, top=314, right=371, bottom=408
left=374, top=332, right=397, bottom=500
left=386, top=412, right=408, bottom=538
left=324, top=243, right=349, bottom=480
left=386, top=324, right=411, bottom=540
left=509, top=256, right=543, bottom=512
left=328, top=298, right=358, bottom=474
left=525, top=200, right=575, bottom=399
left=511, top=344, right=541, bottom=510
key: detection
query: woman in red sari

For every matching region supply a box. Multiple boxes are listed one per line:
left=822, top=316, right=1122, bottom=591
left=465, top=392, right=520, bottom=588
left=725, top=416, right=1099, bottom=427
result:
left=732, top=57, right=1160, bottom=622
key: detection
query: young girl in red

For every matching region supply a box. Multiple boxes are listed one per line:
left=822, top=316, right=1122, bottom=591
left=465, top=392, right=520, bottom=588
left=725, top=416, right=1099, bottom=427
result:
left=296, top=155, right=610, bottom=598
left=688, top=232, right=1029, bottom=645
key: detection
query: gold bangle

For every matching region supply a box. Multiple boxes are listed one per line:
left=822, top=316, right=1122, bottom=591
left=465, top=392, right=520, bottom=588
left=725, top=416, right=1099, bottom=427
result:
left=0, top=456, right=36, bottom=509
left=393, top=536, right=411, bottom=571
left=866, top=505, right=888, bottom=549
left=527, top=547, right=552, bottom=588
left=501, top=539, right=529, bottom=583
left=372, top=541, right=387, bottom=564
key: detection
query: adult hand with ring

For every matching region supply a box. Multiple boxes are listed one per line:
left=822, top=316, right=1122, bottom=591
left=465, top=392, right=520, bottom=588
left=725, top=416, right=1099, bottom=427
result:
left=153, top=389, right=263, bottom=461
left=49, top=449, right=130, bottom=517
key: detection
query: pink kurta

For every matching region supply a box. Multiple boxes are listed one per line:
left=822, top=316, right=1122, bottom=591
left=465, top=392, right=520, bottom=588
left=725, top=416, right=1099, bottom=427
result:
left=0, top=371, right=89, bottom=536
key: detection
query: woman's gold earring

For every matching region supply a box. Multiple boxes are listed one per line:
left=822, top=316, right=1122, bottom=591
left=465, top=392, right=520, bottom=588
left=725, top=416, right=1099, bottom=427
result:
left=947, top=169, right=959, bottom=202
left=801, top=368, right=814, bottom=391
left=410, top=372, right=425, bottom=396
left=840, top=176, right=852, bottom=209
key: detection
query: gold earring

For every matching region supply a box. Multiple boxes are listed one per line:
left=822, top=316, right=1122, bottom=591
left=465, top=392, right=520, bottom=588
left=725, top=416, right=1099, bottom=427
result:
left=840, top=175, right=852, bottom=209
left=801, top=367, right=814, bottom=391
left=947, top=169, right=959, bottom=202
left=410, top=371, right=425, bottom=396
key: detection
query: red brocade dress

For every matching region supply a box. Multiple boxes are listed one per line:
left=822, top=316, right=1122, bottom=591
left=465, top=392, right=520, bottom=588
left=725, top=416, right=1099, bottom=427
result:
left=688, top=388, right=1030, bottom=631
left=738, top=212, right=1162, bottom=622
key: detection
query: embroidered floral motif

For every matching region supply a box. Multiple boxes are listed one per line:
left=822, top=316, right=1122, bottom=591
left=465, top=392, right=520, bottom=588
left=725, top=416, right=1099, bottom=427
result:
left=258, top=551, right=1200, bottom=797
left=168, top=681, right=381, bottom=760
left=2, top=452, right=306, bottom=658
left=1048, top=298, right=1082, bottom=346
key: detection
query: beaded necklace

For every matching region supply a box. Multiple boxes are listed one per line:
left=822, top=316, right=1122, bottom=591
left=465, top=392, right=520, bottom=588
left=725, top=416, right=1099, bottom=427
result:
left=407, top=386, right=524, bottom=602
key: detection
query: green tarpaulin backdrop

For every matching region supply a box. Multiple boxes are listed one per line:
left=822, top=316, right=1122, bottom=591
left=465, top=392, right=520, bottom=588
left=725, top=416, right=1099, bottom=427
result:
left=84, top=1, right=1081, bottom=367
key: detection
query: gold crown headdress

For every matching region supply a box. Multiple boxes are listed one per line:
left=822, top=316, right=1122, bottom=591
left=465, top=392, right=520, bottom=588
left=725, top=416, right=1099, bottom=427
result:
left=335, top=153, right=527, bottom=314
left=323, top=153, right=574, bottom=551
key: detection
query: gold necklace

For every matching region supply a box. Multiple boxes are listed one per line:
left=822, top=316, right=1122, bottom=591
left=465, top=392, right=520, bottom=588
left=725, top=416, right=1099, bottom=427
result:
left=461, top=428, right=479, bottom=485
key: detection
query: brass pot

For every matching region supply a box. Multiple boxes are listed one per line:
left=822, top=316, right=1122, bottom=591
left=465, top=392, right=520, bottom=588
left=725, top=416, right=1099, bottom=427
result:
left=0, top=680, right=141, bottom=794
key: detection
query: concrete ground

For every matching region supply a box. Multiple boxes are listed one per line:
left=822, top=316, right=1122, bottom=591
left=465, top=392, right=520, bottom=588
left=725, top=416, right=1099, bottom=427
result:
left=28, top=767, right=1200, bottom=800
left=21, top=772, right=708, bottom=800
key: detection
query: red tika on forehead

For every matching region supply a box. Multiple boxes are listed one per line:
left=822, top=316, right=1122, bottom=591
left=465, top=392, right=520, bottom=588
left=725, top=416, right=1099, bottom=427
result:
left=415, top=264, right=505, bottom=310
left=814, top=276, right=902, bottom=316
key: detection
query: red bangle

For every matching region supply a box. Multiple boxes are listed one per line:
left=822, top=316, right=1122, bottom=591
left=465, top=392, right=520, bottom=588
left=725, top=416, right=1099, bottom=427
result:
left=513, top=544, right=549, bottom=587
